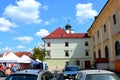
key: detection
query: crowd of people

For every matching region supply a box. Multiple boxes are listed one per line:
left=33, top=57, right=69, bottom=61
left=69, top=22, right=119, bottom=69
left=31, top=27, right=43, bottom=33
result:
left=0, top=63, right=17, bottom=76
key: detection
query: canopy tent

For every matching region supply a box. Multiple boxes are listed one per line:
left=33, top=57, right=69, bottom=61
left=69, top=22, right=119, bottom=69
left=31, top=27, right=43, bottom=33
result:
left=17, top=58, right=31, bottom=63
left=20, top=55, right=33, bottom=63
left=0, top=52, right=20, bottom=63
left=0, top=52, right=31, bottom=63
left=30, top=59, right=42, bottom=65
left=36, top=59, right=41, bottom=63
left=21, top=55, right=33, bottom=61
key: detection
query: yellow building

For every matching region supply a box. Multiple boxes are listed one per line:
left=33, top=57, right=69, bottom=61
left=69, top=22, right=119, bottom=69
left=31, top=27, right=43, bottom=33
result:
left=88, top=0, right=120, bottom=63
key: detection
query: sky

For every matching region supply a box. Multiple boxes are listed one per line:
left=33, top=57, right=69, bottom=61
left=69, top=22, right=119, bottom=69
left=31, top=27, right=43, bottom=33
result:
left=0, top=0, right=107, bottom=53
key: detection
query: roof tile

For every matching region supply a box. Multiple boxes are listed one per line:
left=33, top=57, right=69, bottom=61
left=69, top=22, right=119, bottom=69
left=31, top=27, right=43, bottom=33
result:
left=43, top=27, right=89, bottom=39
left=3, top=52, right=33, bottom=58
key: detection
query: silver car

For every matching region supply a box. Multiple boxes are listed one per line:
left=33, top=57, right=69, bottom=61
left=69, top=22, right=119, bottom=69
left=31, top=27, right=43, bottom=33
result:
left=5, top=69, right=56, bottom=80
left=75, top=70, right=119, bottom=80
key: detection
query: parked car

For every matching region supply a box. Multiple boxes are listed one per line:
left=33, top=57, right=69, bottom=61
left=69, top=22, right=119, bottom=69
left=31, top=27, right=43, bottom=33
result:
left=0, top=70, right=6, bottom=80
left=75, top=70, right=120, bottom=80
left=115, top=72, right=120, bottom=78
left=5, top=69, right=56, bottom=80
left=63, top=65, right=80, bottom=79
left=55, top=73, right=64, bottom=80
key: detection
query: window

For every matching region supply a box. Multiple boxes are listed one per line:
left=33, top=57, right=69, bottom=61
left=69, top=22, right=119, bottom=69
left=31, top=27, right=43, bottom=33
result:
left=47, top=42, right=50, bottom=47
left=115, top=41, right=120, bottom=56
left=113, top=14, right=116, bottom=24
left=65, top=61, right=69, bottom=66
left=97, top=31, right=99, bottom=38
left=94, top=52, right=96, bottom=58
left=85, top=41, right=89, bottom=46
left=76, top=60, right=80, bottom=66
left=42, top=72, right=53, bottom=80
left=104, top=24, right=106, bottom=32
left=86, top=74, right=119, bottom=80
left=76, top=72, right=82, bottom=80
left=93, top=35, right=95, bottom=42
left=46, top=50, right=51, bottom=57
left=98, top=49, right=101, bottom=58
left=105, top=46, right=109, bottom=59
left=65, top=50, right=69, bottom=57
left=85, top=51, right=89, bottom=56
left=65, top=42, right=69, bottom=47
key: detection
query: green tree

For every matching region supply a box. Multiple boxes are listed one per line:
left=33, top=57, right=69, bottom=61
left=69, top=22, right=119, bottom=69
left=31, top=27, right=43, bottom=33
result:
left=32, top=46, right=45, bottom=61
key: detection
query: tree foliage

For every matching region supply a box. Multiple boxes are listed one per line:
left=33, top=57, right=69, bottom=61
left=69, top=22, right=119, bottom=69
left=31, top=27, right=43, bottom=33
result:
left=32, top=46, right=45, bottom=61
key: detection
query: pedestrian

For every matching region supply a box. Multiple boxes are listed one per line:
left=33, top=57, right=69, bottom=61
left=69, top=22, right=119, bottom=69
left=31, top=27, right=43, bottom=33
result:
left=5, top=67, right=12, bottom=76
left=11, top=66, right=17, bottom=73
left=0, top=64, right=5, bottom=71
left=54, top=66, right=58, bottom=74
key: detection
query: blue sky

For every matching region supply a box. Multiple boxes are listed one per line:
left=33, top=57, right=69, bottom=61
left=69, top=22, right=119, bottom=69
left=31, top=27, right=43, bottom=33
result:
left=0, top=0, right=107, bottom=53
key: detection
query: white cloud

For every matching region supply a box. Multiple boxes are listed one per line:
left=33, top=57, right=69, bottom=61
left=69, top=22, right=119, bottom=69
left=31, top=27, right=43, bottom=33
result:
left=76, top=3, right=98, bottom=24
left=36, top=29, right=49, bottom=37
left=44, top=18, right=57, bottom=25
left=3, top=0, right=42, bottom=24
left=37, top=42, right=44, bottom=49
left=27, top=48, right=33, bottom=53
left=17, top=45, right=25, bottom=49
left=0, top=47, right=13, bottom=53
left=14, top=36, right=33, bottom=44
left=42, top=5, right=49, bottom=11
left=0, top=17, right=17, bottom=32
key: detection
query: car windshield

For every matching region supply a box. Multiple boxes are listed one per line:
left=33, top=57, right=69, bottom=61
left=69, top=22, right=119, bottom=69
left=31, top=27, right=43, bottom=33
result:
left=65, top=66, right=79, bottom=71
left=86, top=74, right=119, bottom=80
left=6, top=74, right=38, bottom=80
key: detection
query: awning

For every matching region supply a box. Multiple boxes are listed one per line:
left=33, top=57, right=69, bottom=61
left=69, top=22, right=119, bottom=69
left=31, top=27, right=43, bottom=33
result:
left=94, top=58, right=109, bottom=63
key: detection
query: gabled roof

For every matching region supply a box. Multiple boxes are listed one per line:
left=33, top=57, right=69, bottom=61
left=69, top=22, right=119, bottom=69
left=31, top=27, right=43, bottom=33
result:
left=3, top=52, right=33, bottom=58
left=43, top=27, right=89, bottom=39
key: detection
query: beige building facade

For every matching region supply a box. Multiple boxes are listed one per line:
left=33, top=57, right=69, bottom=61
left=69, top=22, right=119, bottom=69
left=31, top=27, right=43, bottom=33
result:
left=87, top=0, right=120, bottom=62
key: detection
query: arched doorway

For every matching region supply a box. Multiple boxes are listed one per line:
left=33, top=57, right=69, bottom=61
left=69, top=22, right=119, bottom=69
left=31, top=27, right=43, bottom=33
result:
left=115, top=41, right=120, bottom=56
left=94, top=51, right=96, bottom=58
left=98, top=49, right=101, bottom=58
left=105, top=46, right=109, bottom=59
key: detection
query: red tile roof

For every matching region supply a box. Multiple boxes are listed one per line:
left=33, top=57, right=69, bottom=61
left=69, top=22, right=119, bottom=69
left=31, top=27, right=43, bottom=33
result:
left=43, top=27, right=89, bottom=39
left=3, top=52, right=33, bottom=58
left=14, top=52, right=33, bottom=57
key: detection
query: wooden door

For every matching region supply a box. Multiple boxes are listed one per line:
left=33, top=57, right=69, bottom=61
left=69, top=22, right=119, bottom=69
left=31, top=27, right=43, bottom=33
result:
left=85, top=61, right=90, bottom=69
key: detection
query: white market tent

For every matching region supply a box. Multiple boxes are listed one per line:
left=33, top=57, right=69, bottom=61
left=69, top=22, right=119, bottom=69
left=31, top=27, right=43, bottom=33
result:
left=0, top=52, right=31, bottom=63
left=21, top=55, right=33, bottom=61
left=36, top=59, right=41, bottom=63
left=20, top=55, right=33, bottom=63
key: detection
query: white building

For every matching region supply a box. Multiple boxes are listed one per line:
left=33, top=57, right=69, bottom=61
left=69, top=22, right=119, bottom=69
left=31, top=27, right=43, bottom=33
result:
left=42, top=24, right=92, bottom=70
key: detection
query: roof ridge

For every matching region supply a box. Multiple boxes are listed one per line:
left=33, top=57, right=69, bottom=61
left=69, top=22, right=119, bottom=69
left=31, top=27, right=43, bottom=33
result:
left=43, top=27, right=90, bottom=39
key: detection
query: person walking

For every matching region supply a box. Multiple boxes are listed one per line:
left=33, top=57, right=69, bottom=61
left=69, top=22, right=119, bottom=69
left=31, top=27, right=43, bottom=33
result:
left=11, top=66, right=17, bottom=73
left=0, top=65, right=5, bottom=71
left=5, top=67, right=12, bottom=76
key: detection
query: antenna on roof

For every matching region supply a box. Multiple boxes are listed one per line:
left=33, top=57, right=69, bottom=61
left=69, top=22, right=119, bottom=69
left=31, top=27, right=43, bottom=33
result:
left=67, top=19, right=70, bottom=24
